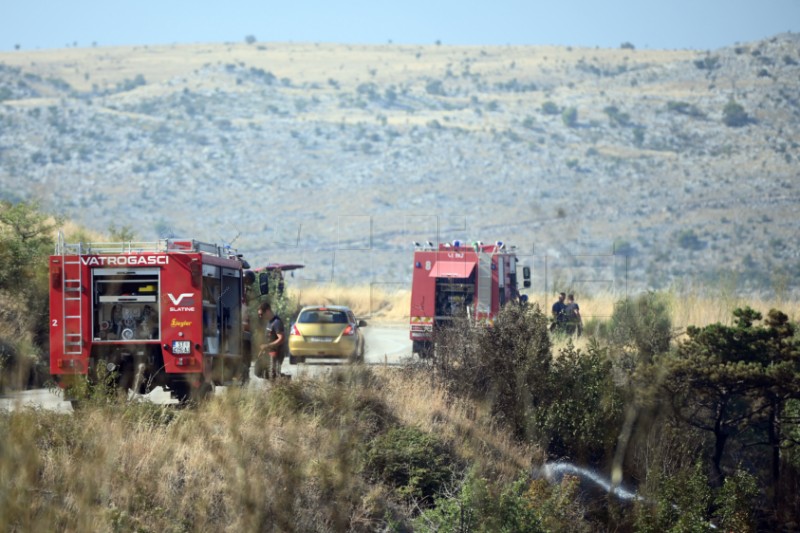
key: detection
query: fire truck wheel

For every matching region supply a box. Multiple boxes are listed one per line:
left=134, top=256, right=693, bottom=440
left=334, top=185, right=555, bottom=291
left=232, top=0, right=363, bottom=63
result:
left=170, top=381, right=192, bottom=405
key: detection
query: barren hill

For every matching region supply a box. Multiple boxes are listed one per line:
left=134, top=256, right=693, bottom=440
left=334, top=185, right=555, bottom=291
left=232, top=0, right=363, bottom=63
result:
left=1, top=35, right=798, bottom=297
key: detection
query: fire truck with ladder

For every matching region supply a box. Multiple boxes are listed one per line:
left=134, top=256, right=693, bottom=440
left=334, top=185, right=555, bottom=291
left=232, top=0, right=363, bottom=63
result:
left=49, top=234, right=272, bottom=404
left=409, top=240, right=530, bottom=357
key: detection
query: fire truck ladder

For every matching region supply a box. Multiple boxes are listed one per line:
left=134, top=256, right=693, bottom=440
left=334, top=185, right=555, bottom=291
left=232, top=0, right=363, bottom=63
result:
left=58, top=233, right=85, bottom=356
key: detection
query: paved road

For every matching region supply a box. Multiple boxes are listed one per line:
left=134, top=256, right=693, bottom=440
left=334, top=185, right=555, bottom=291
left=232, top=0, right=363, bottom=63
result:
left=0, top=324, right=413, bottom=412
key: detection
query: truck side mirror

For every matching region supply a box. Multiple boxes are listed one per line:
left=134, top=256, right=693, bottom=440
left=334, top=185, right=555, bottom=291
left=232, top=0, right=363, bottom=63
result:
left=258, top=272, right=270, bottom=295
left=522, top=266, right=531, bottom=289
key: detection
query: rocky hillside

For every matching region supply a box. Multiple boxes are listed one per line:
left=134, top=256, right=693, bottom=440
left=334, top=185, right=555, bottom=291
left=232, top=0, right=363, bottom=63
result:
left=1, top=35, right=798, bottom=298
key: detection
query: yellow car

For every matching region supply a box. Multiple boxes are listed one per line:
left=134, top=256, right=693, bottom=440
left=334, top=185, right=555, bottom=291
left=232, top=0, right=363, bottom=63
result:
left=288, top=306, right=367, bottom=364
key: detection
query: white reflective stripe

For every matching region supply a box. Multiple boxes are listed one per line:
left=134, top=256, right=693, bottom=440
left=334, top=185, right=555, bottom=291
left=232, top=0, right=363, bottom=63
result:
left=477, top=253, right=492, bottom=315
left=498, top=257, right=505, bottom=288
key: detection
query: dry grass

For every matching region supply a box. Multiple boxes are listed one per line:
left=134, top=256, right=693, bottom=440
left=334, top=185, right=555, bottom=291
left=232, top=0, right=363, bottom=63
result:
left=538, top=289, right=800, bottom=355
left=0, top=42, right=695, bottom=96
left=291, top=283, right=800, bottom=332
left=291, top=284, right=410, bottom=323
left=378, top=369, right=538, bottom=480
left=528, top=289, right=800, bottom=328
left=0, top=367, right=533, bottom=531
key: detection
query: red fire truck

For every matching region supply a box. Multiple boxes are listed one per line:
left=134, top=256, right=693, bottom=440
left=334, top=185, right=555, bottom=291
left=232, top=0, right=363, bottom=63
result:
left=408, top=240, right=530, bottom=357
left=49, top=235, right=259, bottom=403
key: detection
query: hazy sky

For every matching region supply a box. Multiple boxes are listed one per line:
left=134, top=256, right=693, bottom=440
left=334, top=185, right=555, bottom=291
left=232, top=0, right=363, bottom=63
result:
left=3, top=0, right=799, bottom=52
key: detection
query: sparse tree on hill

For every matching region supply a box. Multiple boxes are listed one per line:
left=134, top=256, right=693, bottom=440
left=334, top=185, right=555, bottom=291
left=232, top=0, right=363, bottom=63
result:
left=562, top=107, right=577, bottom=128
left=722, top=99, right=750, bottom=127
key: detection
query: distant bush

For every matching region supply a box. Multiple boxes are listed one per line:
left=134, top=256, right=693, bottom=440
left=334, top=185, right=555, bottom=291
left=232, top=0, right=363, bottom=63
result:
left=620, top=42, right=635, bottom=50
left=693, top=56, right=720, bottom=71
left=494, top=78, right=538, bottom=92
left=633, top=126, right=645, bottom=146
left=603, top=105, right=631, bottom=127
left=722, top=99, right=749, bottom=127
left=666, top=100, right=705, bottom=118
left=115, top=74, right=146, bottom=93
left=425, top=79, right=445, bottom=96
left=522, top=115, right=536, bottom=129
left=244, top=34, right=257, bottom=45
left=561, top=107, right=578, bottom=128
left=246, top=67, right=275, bottom=85
left=541, top=101, right=560, bottom=115
left=677, top=228, right=706, bottom=250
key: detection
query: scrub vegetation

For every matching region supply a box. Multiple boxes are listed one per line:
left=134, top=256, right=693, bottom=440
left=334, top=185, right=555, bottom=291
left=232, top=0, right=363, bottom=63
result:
left=2, top=202, right=800, bottom=531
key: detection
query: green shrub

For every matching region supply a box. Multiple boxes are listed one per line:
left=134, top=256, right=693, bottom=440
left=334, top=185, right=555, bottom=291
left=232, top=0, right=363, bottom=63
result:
left=604, top=105, right=631, bottom=127
left=677, top=229, right=705, bottom=250
left=666, top=100, right=705, bottom=118
left=533, top=340, right=624, bottom=462
left=606, top=291, right=673, bottom=365
left=522, top=116, right=536, bottom=129
left=541, top=101, right=560, bottom=115
left=414, top=469, right=552, bottom=533
left=693, top=56, right=720, bottom=71
left=562, top=106, right=578, bottom=127
left=364, top=425, right=457, bottom=505
left=722, top=99, right=749, bottom=127
left=425, top=79, right=445, bottom=96
left=634, top=460, right=713, bottom=532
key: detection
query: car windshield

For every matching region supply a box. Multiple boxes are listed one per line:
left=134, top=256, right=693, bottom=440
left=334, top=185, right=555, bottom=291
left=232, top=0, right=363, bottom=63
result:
left=298, top=309, right=349, bottom=324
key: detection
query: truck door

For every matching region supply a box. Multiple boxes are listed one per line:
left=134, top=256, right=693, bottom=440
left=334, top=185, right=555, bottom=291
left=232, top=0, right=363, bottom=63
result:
left=219, top=268, right=242, bottom=355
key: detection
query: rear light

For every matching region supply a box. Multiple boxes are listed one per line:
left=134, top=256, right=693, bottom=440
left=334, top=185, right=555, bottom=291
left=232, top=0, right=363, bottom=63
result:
left=57, top=359, right=83, bottom=370
left=291, top=324, right=301, bottom=336
left=342, top=325, right=354, bottom=336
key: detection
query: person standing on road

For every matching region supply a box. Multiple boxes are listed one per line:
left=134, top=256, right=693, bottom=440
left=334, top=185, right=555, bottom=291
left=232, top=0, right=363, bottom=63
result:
left=551, top=292, right=567, bottom=332
left=257, top=302, right=285, bottom=380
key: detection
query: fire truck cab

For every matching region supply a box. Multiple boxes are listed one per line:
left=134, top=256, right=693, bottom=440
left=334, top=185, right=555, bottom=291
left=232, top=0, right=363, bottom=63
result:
left=49, top=235, right=253, bottom=402
left=408, top=240, right=530, bottom=357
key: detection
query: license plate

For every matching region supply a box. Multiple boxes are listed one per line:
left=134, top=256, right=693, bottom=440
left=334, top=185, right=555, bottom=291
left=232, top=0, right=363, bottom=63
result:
left=172, top=340, right=191, bottom=354
left=308, top=337, right=332, bottom=343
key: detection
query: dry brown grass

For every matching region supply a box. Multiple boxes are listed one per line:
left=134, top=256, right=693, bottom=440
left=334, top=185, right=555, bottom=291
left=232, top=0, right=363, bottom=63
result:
left=0, top=42, right=695, bottom=95
left=0, top=367, right=533, bottom=531
left=378, top=368, right=538, bottom=480
left=538, top=289, right=800, bottom=354
left=291, top=284, right=410, bottom=323
left=291, top=283, right=800, bottom=332
left=529, top=289, right=800, bottom=328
